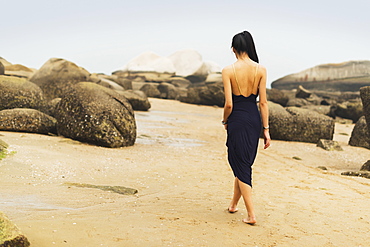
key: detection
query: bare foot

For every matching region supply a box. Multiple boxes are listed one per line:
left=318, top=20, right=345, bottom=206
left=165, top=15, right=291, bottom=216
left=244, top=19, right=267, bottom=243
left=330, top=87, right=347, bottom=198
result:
left=227, top=207, right=238, bottom=213
left=242, top=217, right=256, bottom=225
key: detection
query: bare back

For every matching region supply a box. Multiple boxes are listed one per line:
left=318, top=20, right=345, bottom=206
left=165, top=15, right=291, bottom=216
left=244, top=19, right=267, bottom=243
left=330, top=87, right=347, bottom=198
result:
left=230, top=60, right=260, bottom=97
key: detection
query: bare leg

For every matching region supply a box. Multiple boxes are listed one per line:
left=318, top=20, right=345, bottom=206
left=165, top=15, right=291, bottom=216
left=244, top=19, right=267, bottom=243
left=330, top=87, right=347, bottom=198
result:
left=228, top=177, right=241, bottom=212
left=237, top=178, right=256, bottom=224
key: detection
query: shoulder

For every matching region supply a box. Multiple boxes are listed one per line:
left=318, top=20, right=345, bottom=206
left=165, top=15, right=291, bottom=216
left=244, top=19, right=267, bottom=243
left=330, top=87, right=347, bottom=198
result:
left=222, top=64, right=234, bottom=76
left=256, top=64, right=267, bottom=75
left=222, top=64, right=233, bottom=73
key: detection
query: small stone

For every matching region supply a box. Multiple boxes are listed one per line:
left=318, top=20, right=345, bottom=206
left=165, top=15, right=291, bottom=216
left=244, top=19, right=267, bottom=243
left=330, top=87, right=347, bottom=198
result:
left=317, top=166, right=327, bottom=170
left=317, top=139, right=343, bottom=151
left=292, top=156, right=302, bottom=160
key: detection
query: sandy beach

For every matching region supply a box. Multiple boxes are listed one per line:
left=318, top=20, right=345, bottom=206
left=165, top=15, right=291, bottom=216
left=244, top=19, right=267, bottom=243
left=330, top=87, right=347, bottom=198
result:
left=0, top=98, right=369, bottom=247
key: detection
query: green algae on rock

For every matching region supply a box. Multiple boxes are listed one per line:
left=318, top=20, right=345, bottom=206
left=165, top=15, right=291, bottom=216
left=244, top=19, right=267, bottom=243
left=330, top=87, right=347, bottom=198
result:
left=0, top=211, right=30, bottom=247
left=64, top=183, right=138, bottom=195
left=0, top=139, right=9, bottom=161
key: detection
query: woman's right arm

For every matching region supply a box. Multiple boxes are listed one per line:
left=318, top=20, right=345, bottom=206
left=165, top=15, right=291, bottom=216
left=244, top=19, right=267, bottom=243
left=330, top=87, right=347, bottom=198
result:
left=258, top=66, right=271, bottom=149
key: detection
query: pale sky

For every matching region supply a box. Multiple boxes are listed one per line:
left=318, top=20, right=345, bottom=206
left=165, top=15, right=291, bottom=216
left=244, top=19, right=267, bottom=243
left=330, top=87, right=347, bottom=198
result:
left=2, top=0, right=370, bottom=87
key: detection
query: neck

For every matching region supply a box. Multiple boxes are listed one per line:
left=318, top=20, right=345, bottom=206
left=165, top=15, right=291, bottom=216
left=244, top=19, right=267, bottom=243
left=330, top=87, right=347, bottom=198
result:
left=236, top=52, right=250, bottom=61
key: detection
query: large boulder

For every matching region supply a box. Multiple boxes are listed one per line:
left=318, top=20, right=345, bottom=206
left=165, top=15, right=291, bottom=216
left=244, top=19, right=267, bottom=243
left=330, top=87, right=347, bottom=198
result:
left=55, top=82, right=136, bottom=148
left=105, top=74, right=132, bottom=90
left=272, top=60, right=370, bottom=92
left=29, top=58, right=91, bottom=100
left=4, top=64, right=35, bottom=78
left=117, top=90, right=151, bottom=111
left=267, top=102, right=334, bottom=143
left=140, top=83, right=161, bottom=98
left=349, top=116, right=370, bottom=149
left=0, top=108, right=56, bottom=134
left=157, top=82, right=179, bottom=99
left=266, top=88, right=289, bottom=106
left=181, top=82, right=224, bottom=107
left=0, top=211, right=30, bottom=247
left=0, top=75, right=45, bottom=111
left=169, top=49, right=218, bottom=83
left=333, top=100, right=363, bottom=122
left=360, top=86, right=370, bottom=135
left=0, top=61, right=4, bottom=75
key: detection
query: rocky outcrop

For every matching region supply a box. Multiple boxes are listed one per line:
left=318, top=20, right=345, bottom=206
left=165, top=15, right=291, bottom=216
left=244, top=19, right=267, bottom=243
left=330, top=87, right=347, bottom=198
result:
left=0, top=75, right=45, bottom=111
left=267, top=102, right=334, bottom=143
left=55, top=82, right=136, bottom=148
left=181, top=82, right=224, bottom=107
left=117, top=90, right=151, bottom=111
left=29, top=58, right=92, bottom=100
left=360, top=86, right=370, bottom=135
left=0, top=108, right=57, bottom=134
left=0, top=211, right=30, bottom=247
left=122, top=50, right=221, bottom=84
left=272, top=60, right=370, bottom=92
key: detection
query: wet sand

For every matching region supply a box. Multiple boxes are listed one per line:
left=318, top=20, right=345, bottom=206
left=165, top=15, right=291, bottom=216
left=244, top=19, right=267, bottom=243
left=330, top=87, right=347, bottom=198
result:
left=0, top=98, right=369, bottom=247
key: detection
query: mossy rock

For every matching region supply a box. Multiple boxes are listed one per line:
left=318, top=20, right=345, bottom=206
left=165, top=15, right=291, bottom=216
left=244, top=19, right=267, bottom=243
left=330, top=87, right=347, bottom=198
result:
left=0, top=108, right=57, bottom=134
left=55, top=82, right=136, bottom=148
left=0, top=75, right=45, bottom=111
left=0, top=211, right=30, bottom=247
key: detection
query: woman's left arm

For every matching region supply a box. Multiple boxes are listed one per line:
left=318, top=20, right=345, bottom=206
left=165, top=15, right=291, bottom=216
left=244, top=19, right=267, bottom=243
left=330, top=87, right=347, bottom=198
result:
left=222, top=67, right=233, bottom=129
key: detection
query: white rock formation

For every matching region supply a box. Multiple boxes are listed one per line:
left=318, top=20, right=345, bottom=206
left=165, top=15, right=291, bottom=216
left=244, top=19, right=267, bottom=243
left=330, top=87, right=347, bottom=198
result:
left=168, top=49, right=205, bottom=77
left=122, top=52, right=176, bottom=74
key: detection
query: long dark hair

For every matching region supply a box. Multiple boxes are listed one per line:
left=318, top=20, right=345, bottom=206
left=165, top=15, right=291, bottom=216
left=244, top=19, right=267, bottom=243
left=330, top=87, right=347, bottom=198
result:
left=231, top=31, right=259, bottom=63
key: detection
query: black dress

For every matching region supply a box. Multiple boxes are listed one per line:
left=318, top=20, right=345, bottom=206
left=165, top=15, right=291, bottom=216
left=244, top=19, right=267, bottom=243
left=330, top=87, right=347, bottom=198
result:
left=226, top=64, right=261, bottom=187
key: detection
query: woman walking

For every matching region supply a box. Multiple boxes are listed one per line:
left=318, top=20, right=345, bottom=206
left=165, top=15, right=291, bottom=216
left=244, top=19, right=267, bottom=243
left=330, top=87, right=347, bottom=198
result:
left=222, top=31, right=271, bottom=225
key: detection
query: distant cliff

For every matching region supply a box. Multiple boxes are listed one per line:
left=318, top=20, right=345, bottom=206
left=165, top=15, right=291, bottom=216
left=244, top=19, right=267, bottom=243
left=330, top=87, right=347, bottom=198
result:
left=271, top=60, right=370, bottom=92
